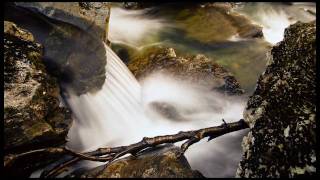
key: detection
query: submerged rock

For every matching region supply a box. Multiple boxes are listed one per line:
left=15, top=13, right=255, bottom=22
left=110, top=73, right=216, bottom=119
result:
left=68, top=144, right=204, bottom=178
left=128, top=46, right=244, bottom=95
left=236, top=21, right=316, bottom=177
left=4, top=21, right=72, bottom=177
left=183, top=3, right=263, bottom=42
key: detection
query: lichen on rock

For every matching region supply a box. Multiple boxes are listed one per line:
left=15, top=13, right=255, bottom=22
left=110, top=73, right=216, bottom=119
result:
left=236, top=21, right=316, bottom=177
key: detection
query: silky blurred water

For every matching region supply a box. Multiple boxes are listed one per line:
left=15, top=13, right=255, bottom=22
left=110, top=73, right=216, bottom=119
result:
left=52, top=2, right=316, bottom=178
left=109, top=2, right=316, bottom=94
left=64, top=44, right=247, bottom=177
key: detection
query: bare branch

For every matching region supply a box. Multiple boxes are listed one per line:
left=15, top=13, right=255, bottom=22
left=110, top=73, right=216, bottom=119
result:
left=4, top=119, right=248, bottom=178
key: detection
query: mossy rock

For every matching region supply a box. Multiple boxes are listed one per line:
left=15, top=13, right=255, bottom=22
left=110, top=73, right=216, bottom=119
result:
left=126, top=45, right=244, bottom=95
left=68, top=144, right=204, bottom=178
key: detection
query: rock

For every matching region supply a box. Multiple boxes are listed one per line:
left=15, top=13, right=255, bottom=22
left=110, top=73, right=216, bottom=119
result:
left=123, top=2, right=142, bottom=9
left=128, top=46, right=244, bottom=95
left=14, top=2, right=110, bottom=42
left=4, top=21, right=34, bottom=42
left=4, top=21, right=72, bottom=177
left=68, top=144, right=204, bottom=178
left=149, top=102, right=184, bottom=121
left=4, top=3, right=107, bottom=95
left=42, top=23, right=107, bottom=95
left=173, top=3, right=263, bottom=43
left=120, top=2, right=262, bottom=42
left=236, top=21, right=316, bottom=177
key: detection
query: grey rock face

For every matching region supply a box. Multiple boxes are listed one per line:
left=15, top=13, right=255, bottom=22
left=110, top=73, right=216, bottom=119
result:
left=236, top=21, right=316, bottom=177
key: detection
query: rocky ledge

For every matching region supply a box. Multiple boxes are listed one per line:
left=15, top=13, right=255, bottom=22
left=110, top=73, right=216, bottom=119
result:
left=236, top=21, right=316, bottom=177
left=4, top=21, right=72, bottom=177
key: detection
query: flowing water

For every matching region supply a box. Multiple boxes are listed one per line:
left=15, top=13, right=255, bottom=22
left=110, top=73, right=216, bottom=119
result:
left=233, top=2, right=316, bottom=45
left=109, top=2, right=316, bottom=93
left=65, top=44, right=248, bottom=177
left=31, top=2, right=316, bottom=178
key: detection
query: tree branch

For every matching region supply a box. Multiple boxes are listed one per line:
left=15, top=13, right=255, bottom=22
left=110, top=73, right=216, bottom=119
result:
left=4, top=119, right=248, bottom=178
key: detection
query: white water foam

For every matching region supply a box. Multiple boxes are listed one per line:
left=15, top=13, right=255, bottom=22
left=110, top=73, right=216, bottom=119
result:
left=108, top=7, right=170, bottom=47
left=234, top=2, right=316, bottom=45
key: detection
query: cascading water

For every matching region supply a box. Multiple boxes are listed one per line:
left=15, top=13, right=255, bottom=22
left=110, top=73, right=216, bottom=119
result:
left=233, top=2, right=316, bottom=45
left=66, top=44, right=150, bottom=152
left=108, top=7, right=170, bottom=47
left=8, top=2, right=316, bottom=178
left=63, top=43, right=248, bottom=177
left=61, top=3, right=316, bottom=177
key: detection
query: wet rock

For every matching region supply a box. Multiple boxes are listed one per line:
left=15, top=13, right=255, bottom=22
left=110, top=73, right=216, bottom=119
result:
left=149, top=102, right=184, bottom=121
left=120, top=2, right=262, bottom=42
left=200, top=3, right=263, bottom=39
left=14, top=2, right=111, bottom=42
left=123, top=2, right=142, bottom=9
left=128, top=46, right=244, bottom=95
left=171, top=3, right=263, bottom=43
left=43, top=23, right=107, bottom=95
left=68, top=144, right=204, bottom=178
left=236, top=21, right=316, bottom=177
left=4, top=21, right=72, bottom=177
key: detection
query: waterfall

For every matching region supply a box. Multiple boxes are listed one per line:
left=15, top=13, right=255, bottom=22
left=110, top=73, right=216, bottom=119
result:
left=66, top=44, right=151, bottom=152
left=63, top=43, right=248, bottom=177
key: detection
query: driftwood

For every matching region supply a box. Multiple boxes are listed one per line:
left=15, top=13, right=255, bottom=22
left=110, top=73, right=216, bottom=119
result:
left=4, top=119, right=249, bottom=178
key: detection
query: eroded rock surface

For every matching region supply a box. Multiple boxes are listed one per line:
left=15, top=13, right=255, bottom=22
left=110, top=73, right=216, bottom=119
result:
left=236, top=21, right=316, bottom=177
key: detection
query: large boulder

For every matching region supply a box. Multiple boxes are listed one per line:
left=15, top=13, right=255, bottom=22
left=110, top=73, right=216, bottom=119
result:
left=128, top=46, right=244, bottom=95
left=68, top=144, right=204, bottom=178
left=236, top=21, right=316, bottom=177
left=4, top=21, right=72, bottom=177
left=4, top=3, right=108, bottom=95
